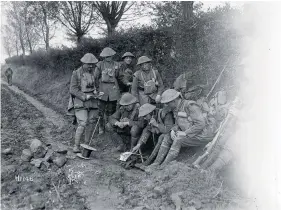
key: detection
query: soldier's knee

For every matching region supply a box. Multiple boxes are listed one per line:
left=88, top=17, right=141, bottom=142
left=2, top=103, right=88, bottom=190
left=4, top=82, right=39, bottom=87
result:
left=130, top=126, right=141, bottom=137
left=105, top=123, right=114, bottom=132
left=78, top=121, right=87, bottom=128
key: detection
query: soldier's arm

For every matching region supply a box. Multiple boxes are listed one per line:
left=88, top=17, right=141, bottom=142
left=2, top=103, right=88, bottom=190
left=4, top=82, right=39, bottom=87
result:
left=158, top=112, right=175, bottom=134
left=109, top=110, right=121, bottom=125
left=156, top=70, right=164, bottom=95
left=118, top=63, right=130, bottom=86
left=184, top=104, right=206, bottom=137
left=131, top=72, right=138, bottom=97
left=94, top=64, right=101, bottom=90
left=70, top=71, right=87, bottom=101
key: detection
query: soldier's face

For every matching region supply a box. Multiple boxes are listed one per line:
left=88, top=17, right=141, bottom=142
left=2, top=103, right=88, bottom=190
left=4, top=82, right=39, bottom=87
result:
left=144, top=113, right=152, bottom=121
left=166, top=100, right=177, bottom=110
left=83, top=63, right=95, bottom=71
left=124, top=104, right=134, bottom=111
left=142, top=62, right=151, bottom=71
left=124, top=57, right=133, bottom=65
left=104, top=56, right=113, bottom=62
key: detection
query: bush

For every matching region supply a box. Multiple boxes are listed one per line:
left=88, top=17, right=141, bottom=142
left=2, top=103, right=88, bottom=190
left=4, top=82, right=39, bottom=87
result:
left=6, top=4, right=243, bottom=94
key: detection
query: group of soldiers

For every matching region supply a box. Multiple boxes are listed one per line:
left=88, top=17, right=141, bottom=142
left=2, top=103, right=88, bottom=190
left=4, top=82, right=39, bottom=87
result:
left=68, top=47, right=231, bottom=168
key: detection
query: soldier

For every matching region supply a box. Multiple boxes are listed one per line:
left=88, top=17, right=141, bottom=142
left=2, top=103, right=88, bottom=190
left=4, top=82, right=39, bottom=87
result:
left=119, top=52, right=135, bottom=93
left=131, top=103, right=175, bottom=165
left=150, top=89, right=219, bottom=166
left=69, top=53, right=99, bottom=153
left=5, top=67, right=13, bottom=86
left=131, top=56, right=164, bottom=105
left=94, top=47, right=122, bottom=134
left=106, top=93, right=144, bottom=151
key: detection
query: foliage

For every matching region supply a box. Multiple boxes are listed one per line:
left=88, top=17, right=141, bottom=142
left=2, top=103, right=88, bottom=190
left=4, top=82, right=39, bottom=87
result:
left=6, top=4, right=242, bottom=94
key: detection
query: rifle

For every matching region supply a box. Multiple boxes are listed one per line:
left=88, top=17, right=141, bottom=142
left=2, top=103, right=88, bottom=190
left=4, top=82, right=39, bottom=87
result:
left=192, top=97, right=241, bottom=169
left=206, top=59, right=230, bottom=100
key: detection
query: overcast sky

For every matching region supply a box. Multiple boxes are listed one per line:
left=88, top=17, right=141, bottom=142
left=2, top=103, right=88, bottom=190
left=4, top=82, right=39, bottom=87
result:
left=0, top=1, right=244, bottom=64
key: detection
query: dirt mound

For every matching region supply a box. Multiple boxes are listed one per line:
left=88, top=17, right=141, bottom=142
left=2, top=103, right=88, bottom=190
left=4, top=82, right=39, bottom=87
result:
left=119, top=162, right=248, bottom=210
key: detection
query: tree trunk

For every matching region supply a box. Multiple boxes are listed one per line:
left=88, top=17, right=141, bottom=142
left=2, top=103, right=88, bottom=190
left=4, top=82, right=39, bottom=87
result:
left=182, top=1, right=194, bottom=21
left=77, top=34, right=83, bottom=45
left=19, top=29, right=25, bottom=56
left=41, top=4, right=50, bottom=50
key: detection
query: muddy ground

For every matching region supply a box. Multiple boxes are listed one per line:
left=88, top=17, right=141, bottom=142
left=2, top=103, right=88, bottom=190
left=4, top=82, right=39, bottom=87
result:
left=1, top=83, right=252, bottom=210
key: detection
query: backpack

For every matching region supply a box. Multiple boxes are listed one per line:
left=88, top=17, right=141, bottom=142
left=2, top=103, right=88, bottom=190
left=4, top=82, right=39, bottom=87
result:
left=141, top=69, right=157, bottom=95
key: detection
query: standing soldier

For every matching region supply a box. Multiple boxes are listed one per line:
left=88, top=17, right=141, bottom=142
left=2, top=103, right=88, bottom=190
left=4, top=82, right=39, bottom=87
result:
left=119, top=52, right=135, bottom=93
left=131, top=56, right=164, bottom=105
left=94, top=47, right=121, bottom=134
left=131, top=103, right=175, bottom=165
left=69, top=53, right=99, bottom=153
left=5, top=66, right=13, bottom=86
left=106, top=93, right=144, bottom=151
left=150, top=89, right=219, bottom=166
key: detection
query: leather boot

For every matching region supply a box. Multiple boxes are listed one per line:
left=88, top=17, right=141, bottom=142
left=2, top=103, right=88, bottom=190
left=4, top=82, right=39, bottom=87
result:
left=130, top=137, right=139, bottom=150
left=162, top=148, right=180, bottom=165
left=151, top=145, right=170, bottom=166
left=73, top=126, right=84, bottom=153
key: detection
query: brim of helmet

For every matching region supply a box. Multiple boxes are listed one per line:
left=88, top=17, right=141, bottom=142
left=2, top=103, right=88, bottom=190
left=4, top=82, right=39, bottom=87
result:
left=119, top=99, right=137, bottom=106
left=136, top=60, right=151, bottom=65
left=138, top=107, right=156, bottom=117
left=161, top=92, right=180, bottom=103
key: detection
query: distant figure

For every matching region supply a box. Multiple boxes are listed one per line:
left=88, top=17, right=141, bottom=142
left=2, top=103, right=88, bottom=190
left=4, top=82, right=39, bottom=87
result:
left=5, top=67, right=13, bottom=86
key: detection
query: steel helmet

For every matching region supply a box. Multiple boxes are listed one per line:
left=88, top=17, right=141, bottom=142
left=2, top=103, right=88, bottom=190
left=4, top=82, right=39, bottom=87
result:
left=100, top=47, right=116, bottom=57
left=138, top=103, right=156, bottom=117
left=122, top=52, right=135, bottom=59
left=119, top=93, right=137, bottom=106
left=160, top=89, right=181, bottom=104
left=136, top=56, right=152, bottom=65
left=80, top=53, right=98, bottom=64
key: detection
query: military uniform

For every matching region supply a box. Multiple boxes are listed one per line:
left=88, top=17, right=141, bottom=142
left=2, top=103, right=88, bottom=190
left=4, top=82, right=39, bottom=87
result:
left=5, top=67, right=13, bottom=86
left=134, top=104, right=175, bottom=165
left=118, top=52, right=135, bottom=93
left=69, top=53, right=99, bottom=153
left=152, top=89, right=219, bottom=165
left=106, top=93, right=144, bottom=151
left=94, top=47, right=121, bottom=133
left=131, top=56, right=164, bottom=105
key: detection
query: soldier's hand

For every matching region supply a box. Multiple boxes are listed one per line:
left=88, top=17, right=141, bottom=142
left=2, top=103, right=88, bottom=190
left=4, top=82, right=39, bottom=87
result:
left=171, top=130, right=176, bottom=140
left=155, top=95, right=161, bottom=103
left=86, top=94, right=94, bottom=100
left=132, top=143, right=141, bottom=153
left=127, top=82, right=132, bottom=86
left=149, top=118, right=158, bottom=127
left=176, top=131, right=186, bottom=138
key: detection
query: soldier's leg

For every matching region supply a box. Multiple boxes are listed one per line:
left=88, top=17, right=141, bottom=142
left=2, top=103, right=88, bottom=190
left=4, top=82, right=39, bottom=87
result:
left=84, top=109, right=99, bottom=145
left=162, top=137, right=184, bottom=165
left=98, top=100, right=106, bottom=134
left=151, top=133, right=173, bottom=166
left=130, top=125, right=143, bottom=150
left=73, top=109, right=87, bottom=152
left=144, top=133, right=165, bottom=166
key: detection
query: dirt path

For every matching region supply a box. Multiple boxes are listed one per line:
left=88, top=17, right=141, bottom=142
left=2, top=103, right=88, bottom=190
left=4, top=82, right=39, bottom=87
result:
left=2, top=80, right=66, bottom=129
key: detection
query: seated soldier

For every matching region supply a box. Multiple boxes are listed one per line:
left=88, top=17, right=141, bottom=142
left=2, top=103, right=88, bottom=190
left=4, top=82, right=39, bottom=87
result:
left=131, top=103, right=174, bottom=165
left=150, top=89, right=220, bottom=166
left=106, top=93, right=144, bottom=151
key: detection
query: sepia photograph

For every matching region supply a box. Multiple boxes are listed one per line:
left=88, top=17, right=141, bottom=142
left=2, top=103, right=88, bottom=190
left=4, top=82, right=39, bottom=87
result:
left=1, top=1, right=280, bottom=210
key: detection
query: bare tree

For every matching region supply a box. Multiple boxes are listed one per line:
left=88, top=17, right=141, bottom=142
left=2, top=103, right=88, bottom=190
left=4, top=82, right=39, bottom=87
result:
left=56, top=1, right=97, bottom=44
left=27, top=2, right=59, bottom=50
left=93, top=1, right=136, bottom=36
left=6, top=2, right=26, bottom=55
